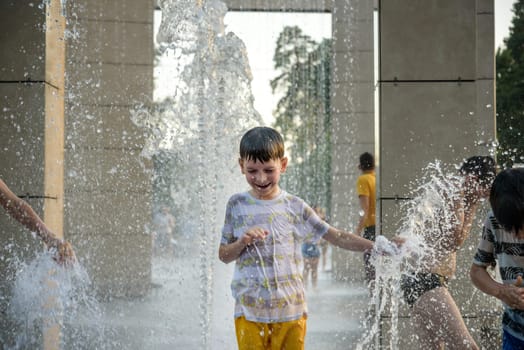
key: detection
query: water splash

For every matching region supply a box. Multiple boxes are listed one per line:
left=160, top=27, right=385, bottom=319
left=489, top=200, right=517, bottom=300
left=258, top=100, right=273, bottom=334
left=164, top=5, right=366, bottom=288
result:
left=132, top=0, right=262, bottom=348
left=357, top=161, right=464, bottom=349
left=132, top=0, right=260, bottom=159
left=6, top=252, right=106, bottom=350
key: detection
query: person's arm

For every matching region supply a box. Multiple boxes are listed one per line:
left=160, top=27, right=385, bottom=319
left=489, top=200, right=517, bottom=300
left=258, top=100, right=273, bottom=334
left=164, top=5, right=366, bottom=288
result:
left=457, top=195, right=481, bottom=246
left=0, top=180, right=54, bottom=244
left=0, top=179, right=75, bottom=264
left=470, top=264, right=524, bottom=309
left=452, top=175, right=488, bottom=248
left=219, top=239, right=247, bottom=264
left=323, top=226, right=374, bottom=252
left=442, top=191, right=480, bottom=251
left=355, top=195, right=370, bottom=235
left=218, top=227, right=268, bottom=264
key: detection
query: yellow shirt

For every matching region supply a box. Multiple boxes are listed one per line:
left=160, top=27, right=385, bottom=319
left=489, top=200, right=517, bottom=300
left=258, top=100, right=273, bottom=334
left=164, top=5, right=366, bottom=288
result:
left=356, top=171, right=376, bottom=227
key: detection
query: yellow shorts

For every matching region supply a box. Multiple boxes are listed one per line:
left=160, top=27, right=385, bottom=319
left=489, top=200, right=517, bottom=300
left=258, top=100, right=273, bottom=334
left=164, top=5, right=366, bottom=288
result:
left=234, top=315, right=307, bottom=350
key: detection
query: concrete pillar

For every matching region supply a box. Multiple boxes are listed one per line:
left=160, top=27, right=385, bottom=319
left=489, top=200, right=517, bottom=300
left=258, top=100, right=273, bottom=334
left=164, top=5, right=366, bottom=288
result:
left=63, top=0, right=155, bottom=298
left=0, top=0, right=66, bottom=346
left=44, top=0, right=66, bottom=241
left=379, top=0, right=498, bottom=348
left=330, top=0, right=375, bottom=282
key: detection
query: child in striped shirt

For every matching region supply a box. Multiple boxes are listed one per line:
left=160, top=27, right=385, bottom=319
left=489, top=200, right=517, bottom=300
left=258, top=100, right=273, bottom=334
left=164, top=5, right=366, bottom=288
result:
left=471, top=168, right=524, bottom=349
left=218, top=126, right=400, bottom=350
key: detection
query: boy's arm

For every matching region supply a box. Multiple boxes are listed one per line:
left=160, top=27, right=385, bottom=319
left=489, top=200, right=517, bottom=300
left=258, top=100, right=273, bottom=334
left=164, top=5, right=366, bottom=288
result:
left=456, top=198, right=480, bottom=246
left=219, top=240, right=247, bottom=264
left=218, top=227, right=268, bottom=264
left=355, top=195, right=370, bottom=235
left=323, top=226, right=374, bottom=252
left=442, top=194, right=479, bottom=251
left=470, top=264, right=524, bottom=309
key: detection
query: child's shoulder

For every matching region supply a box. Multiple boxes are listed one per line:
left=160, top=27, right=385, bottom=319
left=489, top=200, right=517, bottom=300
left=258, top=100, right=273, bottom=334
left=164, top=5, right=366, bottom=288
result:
left=277, top=191, right=305, bottom=204
left=485, top=210, right=504, bottom=231
left=228, top=192, right=246, bottom=199
left=227, top=192, right=251, bottom=205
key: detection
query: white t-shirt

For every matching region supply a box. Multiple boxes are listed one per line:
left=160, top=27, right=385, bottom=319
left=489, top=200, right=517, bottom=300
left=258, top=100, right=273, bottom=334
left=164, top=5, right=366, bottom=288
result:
left=221, top=190, right=329, bottom=323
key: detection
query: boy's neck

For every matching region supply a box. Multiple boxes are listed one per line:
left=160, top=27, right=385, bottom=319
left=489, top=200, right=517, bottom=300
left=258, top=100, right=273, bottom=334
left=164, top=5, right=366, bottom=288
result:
left=249, top=187, right=282, bottom=200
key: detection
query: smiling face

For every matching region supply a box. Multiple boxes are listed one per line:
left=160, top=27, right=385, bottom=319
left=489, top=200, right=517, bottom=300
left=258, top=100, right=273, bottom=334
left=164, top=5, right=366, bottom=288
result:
left=239, top=157, right=288, bottom=200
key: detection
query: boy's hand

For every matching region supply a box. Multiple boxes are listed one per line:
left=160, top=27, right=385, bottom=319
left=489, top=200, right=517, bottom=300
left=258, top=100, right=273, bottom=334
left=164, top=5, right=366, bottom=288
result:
left=515, top=275, right=523, bottom=287
left=499, top=276, right=524, bottom=310
left=390, top=235, right=406, bottom=247
left=372, top=235, right=402, bottom=256
left=241, top=227, right=269, bottom=246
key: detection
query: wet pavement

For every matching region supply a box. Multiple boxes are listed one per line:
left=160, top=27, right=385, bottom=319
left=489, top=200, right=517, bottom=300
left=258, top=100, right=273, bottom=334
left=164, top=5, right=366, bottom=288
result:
left=95, top=249, right=371, bottom=350
left=303, top=275, right=370, bottom=350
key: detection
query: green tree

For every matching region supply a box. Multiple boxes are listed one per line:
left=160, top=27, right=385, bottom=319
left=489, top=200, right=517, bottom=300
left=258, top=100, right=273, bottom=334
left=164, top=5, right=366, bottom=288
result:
left=271, top=26, right=332, bottom=213
left=496, top=0, right=524, bottom=167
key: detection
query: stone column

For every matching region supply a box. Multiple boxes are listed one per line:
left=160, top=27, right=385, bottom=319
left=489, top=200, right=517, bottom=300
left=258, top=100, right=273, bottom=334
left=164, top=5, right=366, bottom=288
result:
left=0, top=0, right=66, bottom=346
left=63, top=0, right=155, bottom=298
left=379, top=0, right=498, bottom=348
left=330, top=0, right=376, bottom=282
left=44, top=0, right=66, bottom=242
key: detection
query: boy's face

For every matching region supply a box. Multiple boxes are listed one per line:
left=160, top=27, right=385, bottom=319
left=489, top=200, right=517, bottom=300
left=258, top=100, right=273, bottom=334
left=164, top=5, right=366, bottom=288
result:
left=239, top=157, right=288, bottom=200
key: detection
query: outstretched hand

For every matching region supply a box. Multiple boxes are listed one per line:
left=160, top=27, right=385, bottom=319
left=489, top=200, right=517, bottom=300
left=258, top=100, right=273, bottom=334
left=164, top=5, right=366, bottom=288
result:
left=390, top=235, right=406, bottom=247
left=48, top=238, right=76, bottom=266
left=372, top=235, right=404, bottom=256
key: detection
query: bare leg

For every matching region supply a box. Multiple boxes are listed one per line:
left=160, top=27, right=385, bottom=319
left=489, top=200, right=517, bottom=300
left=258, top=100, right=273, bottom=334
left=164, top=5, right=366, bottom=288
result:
left=412, top=287, right=478, bottom=350
left=321, top=244, right=328, bottom=271
left=303, top=259, right=311, bottom=288
left=310, top=257, right=320, bottom=289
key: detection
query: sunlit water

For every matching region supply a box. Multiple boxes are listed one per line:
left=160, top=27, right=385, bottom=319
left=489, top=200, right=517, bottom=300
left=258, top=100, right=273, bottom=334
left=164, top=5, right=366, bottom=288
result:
left=357, top=161, right=464, bottom=349
left=132, top=0, right=261, bottom=349
left=4, top=0, right=260, bottom=348
left=4, top=1, right=483, bottom=348
left=6, top=252, right=107, bottom=350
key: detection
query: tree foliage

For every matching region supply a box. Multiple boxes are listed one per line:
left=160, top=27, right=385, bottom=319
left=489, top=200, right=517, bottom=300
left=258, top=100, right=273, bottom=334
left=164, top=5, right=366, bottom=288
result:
left=271, top=26, right=332, bottom=213
left=496, top=0, right=524, bottom=167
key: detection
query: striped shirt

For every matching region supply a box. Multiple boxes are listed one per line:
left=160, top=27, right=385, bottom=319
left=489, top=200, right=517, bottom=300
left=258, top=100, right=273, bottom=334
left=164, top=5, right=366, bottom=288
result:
left=472, top=211, right=524, bottom=341
left=220, top=190, right=329, bottom=323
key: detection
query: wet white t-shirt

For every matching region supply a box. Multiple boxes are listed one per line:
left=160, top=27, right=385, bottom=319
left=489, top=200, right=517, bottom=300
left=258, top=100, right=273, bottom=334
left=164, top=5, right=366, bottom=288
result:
left=221, top=190, right=329, bottom=323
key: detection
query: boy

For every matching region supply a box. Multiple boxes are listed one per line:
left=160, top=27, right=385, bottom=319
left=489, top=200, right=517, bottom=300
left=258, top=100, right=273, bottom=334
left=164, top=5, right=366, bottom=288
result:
left=218, top=126, right=392, bottom=349
left=470, top=168, right=524, bottom=349
left=0, top=179, right=75, bottom=265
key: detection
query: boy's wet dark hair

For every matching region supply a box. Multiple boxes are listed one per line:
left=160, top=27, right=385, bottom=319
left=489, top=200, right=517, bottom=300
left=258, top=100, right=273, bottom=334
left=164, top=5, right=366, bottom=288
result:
left=359, top=152, right=375, bottom=171
left=489, top=168, right=524, bottom=234
left=239, top=127, right=285, bottom=162
left=459, top=156, right=496, bottom=184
